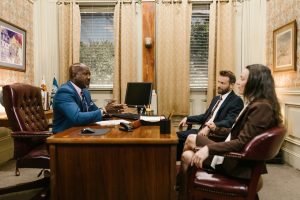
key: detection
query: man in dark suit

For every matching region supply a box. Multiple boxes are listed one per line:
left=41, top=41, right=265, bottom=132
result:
left=176, top=70, right=244, bottom=160
left=53, top=63, right=126, bottom=133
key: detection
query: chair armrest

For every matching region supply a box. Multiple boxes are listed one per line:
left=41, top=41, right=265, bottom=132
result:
left=11, top=131, right=52, bottom=138
left=186, top=122, right=202, bottom=130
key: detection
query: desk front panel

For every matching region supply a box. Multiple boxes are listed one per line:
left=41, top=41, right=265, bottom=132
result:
left=48, top=125, right=178, bottom=200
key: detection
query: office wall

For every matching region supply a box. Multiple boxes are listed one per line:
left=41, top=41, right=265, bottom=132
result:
left=0, top=0, right=34, bottom=86
left=267, top=0, right=300, bottom=169
left=266, top=0, right=300, bottom=87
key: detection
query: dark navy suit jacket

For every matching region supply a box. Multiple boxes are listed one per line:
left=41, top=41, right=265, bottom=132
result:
left=53, top=81, right=102, bottom=133
left=187, top=91, right=244, bottom=128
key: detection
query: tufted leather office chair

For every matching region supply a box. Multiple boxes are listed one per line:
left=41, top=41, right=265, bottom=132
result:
left=187, top=126, right=286, bottom=200
left=0, top=83, right=51, bottom=196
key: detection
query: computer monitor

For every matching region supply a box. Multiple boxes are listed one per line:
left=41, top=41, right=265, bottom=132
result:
left=125, top=82, right=152, bottom=114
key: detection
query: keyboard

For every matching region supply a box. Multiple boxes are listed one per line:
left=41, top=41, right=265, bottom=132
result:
left=112, top=113, right=140, bottom=120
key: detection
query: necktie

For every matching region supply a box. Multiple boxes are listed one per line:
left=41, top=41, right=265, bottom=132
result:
left=81, top=92, right=89, bottom=112
left=208, top=96, right=222, bottom=118
left=201, top=96, right=222, bottom=128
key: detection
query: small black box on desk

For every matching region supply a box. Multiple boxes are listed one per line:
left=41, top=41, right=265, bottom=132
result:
left=140, top=120, right=161, bottom=126
left=160, top=119, right=171, bottom=134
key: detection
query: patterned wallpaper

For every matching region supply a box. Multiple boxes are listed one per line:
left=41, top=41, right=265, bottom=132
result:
left=267, top=0, right=300, bottom=88
left=0, top=0, right=34, bottom=86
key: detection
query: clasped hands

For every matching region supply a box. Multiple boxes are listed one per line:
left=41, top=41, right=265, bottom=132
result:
left=103, top=99, right=127, bottom=114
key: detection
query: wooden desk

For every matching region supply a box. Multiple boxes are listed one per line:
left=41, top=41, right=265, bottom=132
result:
left=0, top=110, right=53, bottom=127
left=47, top=125, right=178, bottom=200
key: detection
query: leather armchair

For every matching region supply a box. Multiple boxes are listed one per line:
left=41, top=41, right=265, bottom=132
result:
left=0, top=83, right=52, bottom=197
left=187, top=126, right=286, bottom=200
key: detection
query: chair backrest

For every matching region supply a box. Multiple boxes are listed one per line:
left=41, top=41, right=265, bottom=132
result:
left=240, top=126, right=286, bottom=161
left=2, top=83, right=49, bottom=132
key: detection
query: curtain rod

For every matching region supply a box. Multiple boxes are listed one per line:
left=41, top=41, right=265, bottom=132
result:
left=55, top=0, right=234, bottom=3
left=188, top=0, right=212, bottom=3
left=55, top=0, right=182, bottom=4
left=57, top=0, right=117, bottom=2
left=56, top=0, right=118, bottom=4
left=56, top=0, right=234, bottom=5
left=56, top=1, right=118, bottom=5
left=188, top=0, right=242, bottom=3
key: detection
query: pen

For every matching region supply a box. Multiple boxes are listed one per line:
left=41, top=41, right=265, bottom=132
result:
left=167, top=111, right=173, bottom=120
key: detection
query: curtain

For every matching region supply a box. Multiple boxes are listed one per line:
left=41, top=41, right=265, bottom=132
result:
left=238, top=0, right=266, bottom=68
left=156, top=0, right=192, bottom=116
left=113, top=2, right=121, bottom=102
left=34, top=0, right=59, bottom=89
left=207, top=0, right=236, bottom=103
left=57, top=2, right=81, bottom=85
left=113, top=0, right=138, bottom=103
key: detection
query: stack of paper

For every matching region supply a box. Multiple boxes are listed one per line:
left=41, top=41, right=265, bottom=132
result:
left=140, top=116, right=165, bottom=122
left=96, top=119, right=130, bottom=126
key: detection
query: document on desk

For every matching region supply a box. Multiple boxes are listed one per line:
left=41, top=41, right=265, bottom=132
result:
left=96, top=119, right=130, bottom=126
left=140, top=116, right=165, bottom=122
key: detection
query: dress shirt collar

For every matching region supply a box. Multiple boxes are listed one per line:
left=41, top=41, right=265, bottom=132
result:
left=219, top=90, right=231, bottom=102
left=70, top=81, right=83, bottom=99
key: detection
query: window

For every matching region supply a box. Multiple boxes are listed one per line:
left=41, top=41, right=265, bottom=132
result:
left=80, top=7, right=115, bottom=89
left=190, top=5, right=210, bottom=89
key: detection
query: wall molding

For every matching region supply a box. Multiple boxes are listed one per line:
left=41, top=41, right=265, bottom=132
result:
left=285, top=136, right=300, bottom=146
left=279, top=89, right=300, bottom=169
left=284, top=103, right=300, bottom=140
left=282, top=147, right=300, bottom=159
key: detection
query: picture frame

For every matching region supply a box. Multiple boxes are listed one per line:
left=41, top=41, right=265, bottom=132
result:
left=273, top=20, right=297, bottom=72
left=0, top=18, right=26, bottom=72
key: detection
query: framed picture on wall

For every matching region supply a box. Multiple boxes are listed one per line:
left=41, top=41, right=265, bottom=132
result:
left=0, top=18, right=26, bottom=72
left=273, top=20, right=297, bottom=72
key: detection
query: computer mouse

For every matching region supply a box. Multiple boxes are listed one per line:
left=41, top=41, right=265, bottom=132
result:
left=119, top=122, right=133, bottom=132
left=81, top=127, right=95, bottom=134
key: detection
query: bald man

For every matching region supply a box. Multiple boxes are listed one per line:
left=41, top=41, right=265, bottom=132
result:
left=53, top=63, right=126, bottom=133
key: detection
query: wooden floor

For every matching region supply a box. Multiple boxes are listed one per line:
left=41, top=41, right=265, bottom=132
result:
left=1, top=160, right=300, bottom=200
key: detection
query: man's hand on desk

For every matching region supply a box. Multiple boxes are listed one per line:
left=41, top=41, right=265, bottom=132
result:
left=104, top=99, right=128, bottom=114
